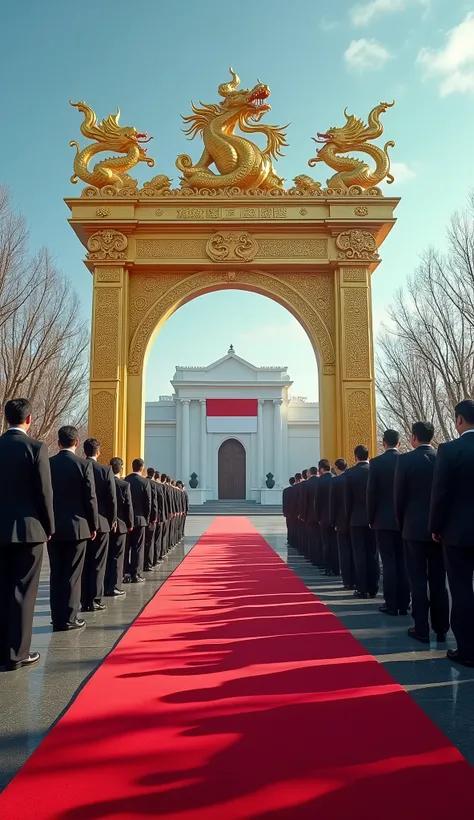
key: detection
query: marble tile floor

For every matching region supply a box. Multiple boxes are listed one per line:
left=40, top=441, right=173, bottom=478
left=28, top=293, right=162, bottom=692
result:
left=1, top=515, right=473, bottom=792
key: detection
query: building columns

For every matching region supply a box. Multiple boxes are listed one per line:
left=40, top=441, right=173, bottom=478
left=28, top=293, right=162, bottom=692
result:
left=181, top=399, right=190, bottom=483
left=273, top=399, right=283, bottom=487
left=200, top=399, right=207, bottom=489
left=257, top=399, right=264, bottom=488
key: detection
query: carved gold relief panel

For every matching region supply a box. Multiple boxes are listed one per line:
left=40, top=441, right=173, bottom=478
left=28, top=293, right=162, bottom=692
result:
left=90, top=390, right=116, bottom=463
left=92, top=288, right=120, bottom=380
left=346, top=389, right=372, bottom=455
left=342, top=287, right=371, bottom=380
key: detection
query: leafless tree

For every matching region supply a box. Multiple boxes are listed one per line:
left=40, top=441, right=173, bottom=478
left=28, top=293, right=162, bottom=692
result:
left=376, top=193, right=474, bottom=447
left=0, top=187, right=89, bottom=448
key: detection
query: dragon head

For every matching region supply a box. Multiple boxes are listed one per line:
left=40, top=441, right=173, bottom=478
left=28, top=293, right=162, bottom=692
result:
left=70, top=101, right=155, bottom=165
left=218, top=69, right=272, bottom=124
left=310, top=101, right=395, bottom=161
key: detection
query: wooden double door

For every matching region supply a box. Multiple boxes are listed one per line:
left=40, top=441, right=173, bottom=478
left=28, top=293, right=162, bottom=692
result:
left=218, top=438, right=246, bottom=499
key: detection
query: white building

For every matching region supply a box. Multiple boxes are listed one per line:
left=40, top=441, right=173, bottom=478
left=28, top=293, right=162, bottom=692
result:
left=145, top=347, right=320, bottom=505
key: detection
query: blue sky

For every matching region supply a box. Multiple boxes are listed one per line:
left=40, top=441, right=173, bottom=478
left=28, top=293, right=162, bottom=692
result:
left=1, top=1, right=474, bottom=401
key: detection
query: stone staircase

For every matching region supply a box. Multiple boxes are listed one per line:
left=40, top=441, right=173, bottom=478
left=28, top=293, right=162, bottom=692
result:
left=189, top=500, right=282, bottom=516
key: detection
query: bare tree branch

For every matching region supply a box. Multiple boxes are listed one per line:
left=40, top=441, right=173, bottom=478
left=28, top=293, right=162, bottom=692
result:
left=376, top=193, right=474, bottom=447
left=0, top=186, right=89, bottom=447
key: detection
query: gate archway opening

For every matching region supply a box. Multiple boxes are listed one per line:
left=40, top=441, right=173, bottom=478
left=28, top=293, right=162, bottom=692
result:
left=144, top=290, right=320, bottom=495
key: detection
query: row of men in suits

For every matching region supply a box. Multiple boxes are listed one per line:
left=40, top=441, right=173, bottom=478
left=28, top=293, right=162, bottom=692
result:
left=283, top=399, right=474, bottom=669
left=0, top=398, right=188, bottom=672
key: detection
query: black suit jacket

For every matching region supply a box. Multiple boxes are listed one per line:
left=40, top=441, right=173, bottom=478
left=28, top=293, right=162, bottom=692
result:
left=114, top=476, right=134, bottom=533
left=125, top=473, right=151, bottom=527
left=344, top=462, right=370, bottom=527
left=430, top=433, right=474, bottom=545
left=394, top=445, right=436, bottom=542
left=155, top=481, right=165, bottom=522
left=298, top=477, right=319, bottom=523
left=183, top=489, right=189, bottom=514
left=282, top=485, right=292, bottom=517
left=283, top=483, right=298, bottom=519
left=329, top=472, right=349, bottom=534
left=0, top=429, right=55, bottom=543
left=146, top=477, right=158, bottom=523
left=50, top=450, right=99, bottom=541
left=86, top=458, right=117, bottom=533
left=316, top=472, right=333, bottom=525
left=367, top=449, right=400, bottom=530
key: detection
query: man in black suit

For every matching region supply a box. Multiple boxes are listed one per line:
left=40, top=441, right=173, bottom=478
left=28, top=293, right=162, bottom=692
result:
left=430, top=399, right=474, bottom=668
left=144, top=467, right=158, bottom=571
left=367, top=429, right=410, bottom=616
left=0, top=398, right=54, bottom=671
left=317, top=460, right=339, bottom=576
left=345, top=445, right=379, bottom=599
left=300, top=467, right=321, bottom=565
left=105, top=457, right=134, bottom=597
left=49, top=426, right=99, bottom=632
left=154, top=471, right=166, bottom=563
left=125, top=458, right=151, bottom=583
left=159, top=474, right=171, bottom=557
left=81, top=438, right=117, bottom=612
left=330, top=458, right=355, bottom=589
left=395, top=421, right=448, bottom=644
left=282, top=476, right=296, bottom=545
left=176, top=481, right=188, bottom=541
left=296, top=470, right=310, bottom=555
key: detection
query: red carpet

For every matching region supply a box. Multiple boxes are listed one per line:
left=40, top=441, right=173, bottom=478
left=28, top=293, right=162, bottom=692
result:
left=1, top=517, right=473, bottom=819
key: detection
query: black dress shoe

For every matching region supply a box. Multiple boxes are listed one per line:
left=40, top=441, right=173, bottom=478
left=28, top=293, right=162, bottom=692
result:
left=131, top=575, right=146, bottom=584
left=143, top=566, right=153, bottom=572
left=353, top=590, right=369, bottom=599
left=447, top=648, right=474, bottom=667
left=112, top=588, right=126, bottom=596
left=407, top=627, right=429, bottom=644
left=379, top=604, right=398, bottom=616
left=6, top=652, right=40, bottom=671
left=53, top=619, right=86, bottom=632
left=93, top=601, right=107, bottom=611
left=83, top=602, right=107, bottom=612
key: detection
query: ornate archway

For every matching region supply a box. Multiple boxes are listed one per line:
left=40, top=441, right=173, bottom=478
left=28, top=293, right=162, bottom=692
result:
left=65, top=80, right=399, bottom=469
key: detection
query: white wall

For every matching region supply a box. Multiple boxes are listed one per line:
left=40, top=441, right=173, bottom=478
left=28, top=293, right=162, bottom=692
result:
left=287, top=426, right=320, bottom=478
left=145, top=424, right=176, bottom=476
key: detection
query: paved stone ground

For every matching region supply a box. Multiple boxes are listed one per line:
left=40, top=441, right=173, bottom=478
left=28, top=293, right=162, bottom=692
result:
left=1, top=515, right=473, bottom=792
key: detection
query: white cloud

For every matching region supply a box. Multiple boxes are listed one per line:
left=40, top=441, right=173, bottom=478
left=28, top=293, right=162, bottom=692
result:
left=384, top=161, right=417, bottom=185
left=344, top=38, right=392, bottom=71
left=350, top=0, right=430, bottom=27
left=351, top=0, right=406, bottom=27
left=417, top=12, right=474, bottom=96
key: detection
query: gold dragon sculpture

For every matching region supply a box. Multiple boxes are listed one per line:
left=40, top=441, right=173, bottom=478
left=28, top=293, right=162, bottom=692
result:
left=176, top=68, right=288, bottom=191
left=69, top=101, right=156, bottom=190
left=307, top=101, right=395, bottom=190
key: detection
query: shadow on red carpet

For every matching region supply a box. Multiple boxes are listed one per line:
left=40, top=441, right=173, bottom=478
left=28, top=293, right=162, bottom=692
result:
left=0, top=517, right=472, bottom=819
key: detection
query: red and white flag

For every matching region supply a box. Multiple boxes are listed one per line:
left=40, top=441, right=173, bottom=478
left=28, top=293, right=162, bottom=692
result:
left=206, top=399, right=258, bottom=434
